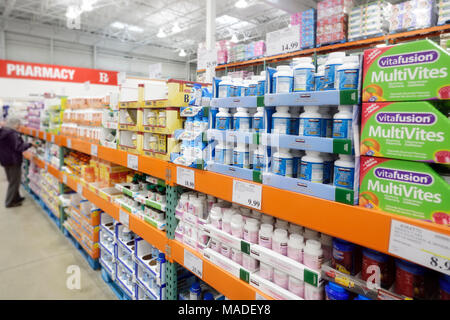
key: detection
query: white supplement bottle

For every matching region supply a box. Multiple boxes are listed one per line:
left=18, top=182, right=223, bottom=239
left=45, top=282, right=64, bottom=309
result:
left=261, top=214, right=275, bottom=226
left=233, top=107, right=251, bottom=132
left=240, top=207, right=252, bottom=217
left=303, top=228, right=320, bottom=241
left=303, top=239, right=324, bottom=271
left=299, top=151, right=324, bottom=183
left=241, top=79, right=249, bottom=97
left=288, top=223, right=304, bottom=236
left=231, top=214, right=244, bottom=239
left=215, top=108, right=232, bottom=131
left=333, top=154, right=355, bottom=190
left=272, top=147, right=294, bottom=177
left=275, top=218, right=289, bottom=231
left=271, top=106, right=291, bottom=135
left=222, top=208, right=236, bottom=234
left=233, top=143, right=250, bottom=168
left=252, top=107, right=265, bottom=133
left=273, top=269, right=289, bottom=289
left=289, top=276, right=305, bottom=298
left=332, top=105, right=353, bottom=139
left=272, top=228, right=289, bottom=256
left=232, top=78, right=241, bottom=97
left=209, top=206, right=222, bottom=230
left=293, top=57, right=315, bottom=92
left=248, top=75, right=259, bottom=96
left=251, top=210, right=262, bottom=221
left=242, top=253, right=259, bottom=272
left=215, top=141, right=232, bottom=165
left=218, top=76, right=233, bottom=98
left=315, top=65, right=326, bottom=91
left=288, top=233, right=305, bottom=263
left=221, top=244, right=231, bottom=259
left=338, top=55, right=360, bottom=90
left=275, top=65, right=293, bottom=93
left=320, top=152, right=334, bottom=185
left=209, top=238, right=221, bottom=252
left=320, top=106, right=333, bottom=138
left=243, top=218, right=260, bottom=244
left=320, top=233, right=333, bottom=261
left=299, top=106, right=322, bottom=137
left=260, top=262, right=274, bottom=281
left=324, top=52, right=345, bottom=90
left=252, top=145, right=266, bottom=171
left=231, top=247, right=243, bottom=265
left=258, top=223, right=274, bottom=249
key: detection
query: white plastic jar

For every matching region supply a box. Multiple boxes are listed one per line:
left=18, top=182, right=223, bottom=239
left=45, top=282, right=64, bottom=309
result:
left=242, top=254, right=259, bottom=272
left=333, top=154, right=355, bottom=190
left=303, top=228, right=320, bottom=241
left=260, top=262, right=274, bottom=281
left=257, top=71, right=266, bottom=96
left=293, top=57, right=315, bottom=92
left=215, top=141, right=233, bottom=165
left=209, top=206, right=222, bottom=230
left=303, top=239, right=324, bottom=271
left=147, top=110, right=157, bottom=126
left=248, top=76, right=259, bottom=96
left=315, top=65, right=325, bottom=91
left=232, top=78, right=241, bottom=97
left=252, top=145, right=266, bottom=172
left=272, top=147, right=294, bottom=177
left=222, top=208, right=236, bottom=234
left=274, top=218, right=289, bottom=231
left=320, top=106, right=333, bottom=138
left=252, top=107, right=265, bottom=133
left=233, top=143, right=250, bottom=168
left=243, top=218, right=259, bottom=244
left=275, top=65, right=293, bottom=93
left=233, top=107, right=251, bottom=132
left=273, top=269, right=289, bottom=289
left=258, top=223, right=274, bottom=249
left=324, top=52, right=345, bottom=90
left=241, top=79, right=250, bottom=97
left=299, top=106, right=322, bottom=137
left=261, top=214, right=274, bottom=226
left=231, top=214, right=244, bottom=239
left=209, top=238, right=221, bottom=252
left=320, top=152, right=334, bottom=185
left=289, top=276, right=305, bottom=298
left=219, top=76, right=233, bottom=98
left=272, top=228, right=289, bottom=256
left=338, top=55, right=360, bottom=90
left=231, top=247, right=243, bottom=265
left=299, top=151, right=324, bottom=183
left=288, top=233, right=305, bottom=263
left=271, top=106, right=291, bottom=134
left=215, top=108, right=232, bottom=130
left=288, top=223, right=304, bottom=236
left=332, top=105, right=353, bottom=139
left=221, top=244, right=231, bottom=258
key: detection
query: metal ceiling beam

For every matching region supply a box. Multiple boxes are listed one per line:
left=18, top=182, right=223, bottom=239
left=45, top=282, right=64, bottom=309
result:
left=261, top=0, right=316, bottom=13
left=3, top=0, right=17, bottom=17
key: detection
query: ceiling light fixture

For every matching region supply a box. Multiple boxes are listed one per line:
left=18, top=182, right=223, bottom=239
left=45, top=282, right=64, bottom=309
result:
left=230, top=33, right=239, bottom=43
left=81, top=0, right=96, bottom=12
left=172, top=23, right=182, bottom=33
left=128, top=25, right=144, bottom=33
left=157, top=28, right=167, bottom=38
left=179, top=49, right=187, bottom=57
left=66, top=6, right=81, bottom=19
left=111, top=21, right=125, bottom=29
left=235, top=0, right=248, bottom=8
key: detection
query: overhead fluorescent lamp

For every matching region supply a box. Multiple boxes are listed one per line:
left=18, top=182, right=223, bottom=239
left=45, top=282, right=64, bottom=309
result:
left=66, top=6, right=81, bottom=19
left=129, top=25, right=144, bottom=33
left=216, top=14, right=240, bottom=25
left=172, top=23, right=182, bottom=33
left=157, top=28, right=167, bottom=38
left=111, top=21, right=125, bottom=29
left=230, top=34, right=239, bottom=43
left=235, top=0, right=248, bottom=8
left=81, top=0, right=96, bottom=12
left=179, top=49, right=187, bottom=57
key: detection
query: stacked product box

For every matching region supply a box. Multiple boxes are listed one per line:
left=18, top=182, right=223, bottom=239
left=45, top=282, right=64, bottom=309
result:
left=316, top=0, right=354, bottom=46
left=291, top=9, right=316, bottom=49
left=348, top=1, right=389, bottom=41
left=41, top=98, right=65, bottom=134
left=216, top=40, right=231, bottom=65
left=360, top=39, right=450, bottom=226
left=438, top=0, right=450, bottom=25
left=25, top=102, right=44, bottom=130
left=388, top=0, right=436, bottom=33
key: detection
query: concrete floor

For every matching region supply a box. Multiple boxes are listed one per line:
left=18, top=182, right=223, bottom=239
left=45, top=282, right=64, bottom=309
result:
left=0, top=169, right=117, bottom=300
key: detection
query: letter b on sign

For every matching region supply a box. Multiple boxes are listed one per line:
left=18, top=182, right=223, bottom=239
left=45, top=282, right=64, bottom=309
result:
left=99, top=72, right=109, bottom=83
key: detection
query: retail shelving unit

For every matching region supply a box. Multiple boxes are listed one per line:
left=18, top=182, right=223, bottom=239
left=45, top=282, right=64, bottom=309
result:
left=21, top=125, right=450, bottom=299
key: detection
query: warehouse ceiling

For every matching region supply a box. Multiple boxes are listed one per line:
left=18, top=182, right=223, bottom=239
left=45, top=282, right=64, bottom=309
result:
left=0, top=0, right=318, bottom=60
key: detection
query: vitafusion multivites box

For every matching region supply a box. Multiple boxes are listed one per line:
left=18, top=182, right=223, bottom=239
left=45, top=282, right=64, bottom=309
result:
left=359, top=156, right=450, bottom=226
left=361, top=101, right=450, bottom=163
left=362, top=39, right=450, bottom=102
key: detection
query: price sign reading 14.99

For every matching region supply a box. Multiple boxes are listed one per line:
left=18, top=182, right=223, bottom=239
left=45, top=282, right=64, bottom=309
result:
left=177, top=167, right=195, bottom=189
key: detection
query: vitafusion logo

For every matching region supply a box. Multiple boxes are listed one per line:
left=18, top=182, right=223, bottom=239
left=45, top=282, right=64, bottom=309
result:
left=375, top=112, right=436, bottom=125
left=378, top=50, right=439, bottom=68
left=374, top=167, right=434, bottom=185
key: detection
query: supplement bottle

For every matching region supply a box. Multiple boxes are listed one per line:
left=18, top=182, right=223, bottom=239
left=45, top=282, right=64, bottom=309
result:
left=395, top=259, right=426, bottom=299
left=189, top=282, right=202, bottom=300
left=248, top=76, right=259, bottom=96
left=233, top=107, right=251, bottom=132
left=361, top=248, right=394, bottom=289
left=439, top=274, right=450, bottom=300
left=293, top=57, right=315, bottom=92
left=233, top=143, right=250, bottom=168
left=241, top=79, right=250, bottom=97
left=303, top=228, right=320, bottom=241
left=221, top=244, right=231, bottom=259
left=332, top=238, right=361, bottom=276
left=218, top=76, right=233, bottom=98
left=332, top=105, right=353, bottom=139
left=215, top=108, right=232, bottom=130
left=242, top=254, right=259, bottom=272
left=272, top=148, right=294, bottom=177
left=274, top=218, right=289, bottom=231
left=333, top=154, right=355, bottom=190
left=288, top=233, right=305, bottom=263
left=260, top=262, right=274, bottom=281
left=231, top=214, right=244, bottom=239
left=252, top=107, right=265, bottom=133
left=209, top=206, right=223, bottom=230
left=321, top=152, right=334, bottom=185
left=338, top=55, right=360, bottom=90
left=258, top=223, right=274, bottom=249
left=320, top=106, right=333, bottom=138
left=271, top=106, right=291, bottom=134
left=273, top=269, right=289, bottom=289
left=257, top=71, right=266, bottom=96
left=251, top=210, right=262, bottom=221
left=315, top=65, right=325, bottom=91
left=232, top=78, right=241, bottom=97
left=299, top=151, right=324, bottom=183
left=288, top=223, right=304, bottom=236
left=243, top=218, right=260, bottom=244
left=261, top=214, right=274, bottom=225
left=214, top=141, right=232, bottom=165
left=299, top=106, right=322, bottom=137
left=252, top=145, right=266, bottom=171
left=303, top=239, right=324, bottom=271
left=291, top=149, right=304, bottom=179
left=275, top=65, right=293, bottom=93
left=231, top=247, right=243, bottom=265
left=222, top=208, right=236, bottom=234
left=288, top=276, right=305, bottom=298
left=272, top=228, right=289, bottom=256
left=324, top=52, right=345, bottom=90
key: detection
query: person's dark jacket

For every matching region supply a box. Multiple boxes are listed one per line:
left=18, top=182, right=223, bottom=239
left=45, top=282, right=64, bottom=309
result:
left=0, top=127, right=32, bottom=166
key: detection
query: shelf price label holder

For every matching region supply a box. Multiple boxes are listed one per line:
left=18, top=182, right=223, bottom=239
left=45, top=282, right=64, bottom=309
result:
left=184, top=249, right=203, bottom=279
left=232, top=180, right=262, bottom=210
left=177, top=166, right=195, bottom=189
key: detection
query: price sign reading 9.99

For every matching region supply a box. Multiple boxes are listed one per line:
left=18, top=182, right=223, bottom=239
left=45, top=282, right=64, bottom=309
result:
left=232, top=180, right=262, bottom=210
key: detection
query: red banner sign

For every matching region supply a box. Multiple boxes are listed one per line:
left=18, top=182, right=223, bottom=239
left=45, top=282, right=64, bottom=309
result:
left=0, top=59, right=118, bottom=85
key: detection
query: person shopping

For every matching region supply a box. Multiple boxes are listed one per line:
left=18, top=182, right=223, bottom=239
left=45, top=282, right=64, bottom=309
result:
left=0, top=118, right=34, bottom=208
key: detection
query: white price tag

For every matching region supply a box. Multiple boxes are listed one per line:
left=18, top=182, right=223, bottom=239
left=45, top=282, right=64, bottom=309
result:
left=232, top=180, right=262, bottom=210
left=77, top=183, right=82, bottom=195
left=127, top=154, right=139, bottom=170
left=120, top=210, right=129, bottom=228
left=90, top=144, right=98, bottom=157
left=63, top=175, right=67, bottom=184
left=184, top=249, right=203, bottom=279
left=177, top=167, right=195, bottom=189
left=51, top=135, right=55, bottom=143
left=389, top=220, right=450, bottom=275
left=266, top=25, right=300, bottom=56
left=66, top=139, right=71, bottom=149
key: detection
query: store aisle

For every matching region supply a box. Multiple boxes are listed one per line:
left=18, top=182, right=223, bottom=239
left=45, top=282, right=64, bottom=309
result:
left=0, top=170, right=117, bottom=300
